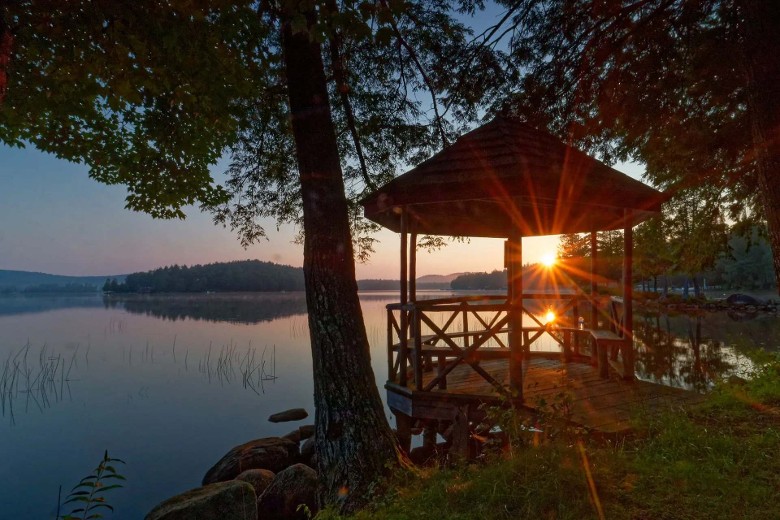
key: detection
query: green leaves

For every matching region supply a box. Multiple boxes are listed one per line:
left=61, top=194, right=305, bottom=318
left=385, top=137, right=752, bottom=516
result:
left=1, top=1, right=265, bottom=219
left=2, top=1, right=507, bottom=253
left=60, top=450, right=126, bottom=520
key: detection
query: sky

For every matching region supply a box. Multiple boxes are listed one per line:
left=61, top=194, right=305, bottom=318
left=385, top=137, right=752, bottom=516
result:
left=0, top=144, right=646, bottom=279
left=0, top=5, right=647, bottom=280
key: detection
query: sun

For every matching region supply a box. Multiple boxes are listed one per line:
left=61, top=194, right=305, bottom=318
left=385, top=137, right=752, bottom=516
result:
left=544, top=310, right=556, bottom=323
left=540, top=252, right=557, bottom=268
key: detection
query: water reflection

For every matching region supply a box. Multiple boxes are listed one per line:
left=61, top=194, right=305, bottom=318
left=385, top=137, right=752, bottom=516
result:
left=103, top=292, right=308, bottom=324
left=0, top=294, right=105, bottom=317
left=1, top=293, right=779, bottom=519
left=633, top=311, right=775, bottom=391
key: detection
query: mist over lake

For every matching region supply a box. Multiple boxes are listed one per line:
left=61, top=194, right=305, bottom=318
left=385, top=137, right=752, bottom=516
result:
left=1, top=292, right=778, bottom=519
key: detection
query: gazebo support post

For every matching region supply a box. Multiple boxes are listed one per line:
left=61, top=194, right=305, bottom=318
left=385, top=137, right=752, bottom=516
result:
left=399, top=209, right=408, bottom=387
left=622, top=213, right=635, bottom=380
left=590, top=231, right=599, bottom=366
left=409, top=221, right=417, bottom=303
left=409, top=222, right=423, bottom=386
left=507, top=235, right=524, bottom=400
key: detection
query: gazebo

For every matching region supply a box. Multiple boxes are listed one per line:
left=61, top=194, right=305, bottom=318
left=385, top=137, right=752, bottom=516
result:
left=361, top=116, right=684, bottom=445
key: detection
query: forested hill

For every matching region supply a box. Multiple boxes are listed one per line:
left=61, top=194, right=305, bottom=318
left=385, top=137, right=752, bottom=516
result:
left=105, top=260, right=305, bottom=293
left=0, top=270, right=125, bottom=293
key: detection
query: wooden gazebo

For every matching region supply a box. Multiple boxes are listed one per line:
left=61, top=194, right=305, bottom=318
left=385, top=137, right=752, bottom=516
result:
left=361, top=116, right=689, bottom=443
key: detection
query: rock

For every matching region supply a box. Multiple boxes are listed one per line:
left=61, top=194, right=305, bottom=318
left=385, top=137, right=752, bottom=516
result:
left=257, top=463, right=318, bottom=520
left=235, top=468, right=275, bottom=497
left=726, top=293, right=762, bottom=306
left=298, top=424, right=315, bottom=440
left=282, top=424, right=314, bottom=443
left=282, top=430, right=302, bottom=443
left=727, top=375, right=748, bottom=386
left=203, top=437, right=299, bottom=485
left=145, top=481, right=256, bottom=520
left=300, top=437, right=315, bottom=463
left=268, top=408, right=309, bottom=423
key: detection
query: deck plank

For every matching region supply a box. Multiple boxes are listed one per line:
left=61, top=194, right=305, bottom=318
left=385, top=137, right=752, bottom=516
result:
left=391, top=357, right=705, bottom=435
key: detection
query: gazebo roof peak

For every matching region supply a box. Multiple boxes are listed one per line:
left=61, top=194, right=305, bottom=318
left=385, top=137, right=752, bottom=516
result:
left=362, top=115, right=665, bottom=238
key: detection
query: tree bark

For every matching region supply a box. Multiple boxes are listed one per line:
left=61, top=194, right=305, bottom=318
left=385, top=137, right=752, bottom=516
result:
left=279, top=15, right=402, bottom=512
left=743, top=0, right=780, bottom=295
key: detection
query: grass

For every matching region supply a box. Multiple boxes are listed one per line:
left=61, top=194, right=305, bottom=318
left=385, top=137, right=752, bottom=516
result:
left=320, top=353, right=780, bottom=520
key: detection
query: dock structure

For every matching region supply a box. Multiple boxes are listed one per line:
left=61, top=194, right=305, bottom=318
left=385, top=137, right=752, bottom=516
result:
left=361, top=116, right=695, bottom=447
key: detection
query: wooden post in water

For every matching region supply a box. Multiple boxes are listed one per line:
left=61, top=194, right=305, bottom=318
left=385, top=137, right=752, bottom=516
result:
left=507, top=235, right=524, bottom=400
left=623, top=212, right=635, bottom=381
left=396, top=412, right=412, bottom=454
left=590, top=231, right=599, bottom=366
left=573, top=299, right=580, bottom=355
left=590, top=230, right=599, bottom=327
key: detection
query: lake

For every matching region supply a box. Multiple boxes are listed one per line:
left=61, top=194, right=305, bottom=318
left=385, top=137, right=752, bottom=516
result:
left=1, top=292, right=779, bottom=518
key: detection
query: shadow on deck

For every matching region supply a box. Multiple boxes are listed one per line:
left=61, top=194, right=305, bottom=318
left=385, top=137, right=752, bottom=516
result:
left=387, top=357, right=706, bottom=435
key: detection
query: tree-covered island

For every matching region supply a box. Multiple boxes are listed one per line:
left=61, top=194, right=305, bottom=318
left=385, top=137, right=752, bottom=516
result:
left=104, top=260, right=305, bottom=293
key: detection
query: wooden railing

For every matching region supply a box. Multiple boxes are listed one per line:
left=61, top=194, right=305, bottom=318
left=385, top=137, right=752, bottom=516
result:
left=386, top=293, right=604, bottom=394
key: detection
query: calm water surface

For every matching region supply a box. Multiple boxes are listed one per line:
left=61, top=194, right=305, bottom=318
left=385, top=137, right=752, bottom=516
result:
left=1, top=292, right=779, bottom=518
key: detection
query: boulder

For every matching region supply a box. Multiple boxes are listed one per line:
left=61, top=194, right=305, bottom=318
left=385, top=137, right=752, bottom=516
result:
left=257, top=463, right=318, bottom=520
left=268, top=408, right=309, bottom=423
left=282, top=429, right=302, bottom=443
left=300, top=437, right=315, bottom=464
left=145, top=481, right=256, bottom=520
left=203, top=437, right=299, bottom=485
left=298, top=424, right=315, bottom=440
left=283, top=424, right=315, bottom=443
left=726, top=293, right=762, bottom=306
left=727, top=375, right=748, bottom=386
left=235, top=468, right=276, bottom=496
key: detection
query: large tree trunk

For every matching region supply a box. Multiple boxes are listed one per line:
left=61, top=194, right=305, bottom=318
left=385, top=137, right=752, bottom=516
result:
left=279, top=14, right=402, bottom=513
left=743, top=0, right=780, bottom=295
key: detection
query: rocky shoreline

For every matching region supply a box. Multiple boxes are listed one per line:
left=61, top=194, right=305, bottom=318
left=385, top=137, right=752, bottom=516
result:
left=637, top=293, right=778, bottom=316
left=144, top=407, right=486, bottom=519
left=146, top=410, right=319, bottom=520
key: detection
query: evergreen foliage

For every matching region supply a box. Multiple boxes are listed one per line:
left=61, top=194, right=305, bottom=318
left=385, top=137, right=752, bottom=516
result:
left=450, top=270, right=507, bottom=291
left=491, top=0, right=780, bottom=291
left=717, top=226, right=776, bottom=290
left=105, top=260, right=304, bottom=293
left=558, top=221, right=776, bottom=293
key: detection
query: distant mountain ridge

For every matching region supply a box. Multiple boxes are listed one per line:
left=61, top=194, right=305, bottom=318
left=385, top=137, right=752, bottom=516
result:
left=1, top=267, right=499, bottom=294
left=416, top=273, right=466, bottom=284
left=0, top=269, right=127, bottom=291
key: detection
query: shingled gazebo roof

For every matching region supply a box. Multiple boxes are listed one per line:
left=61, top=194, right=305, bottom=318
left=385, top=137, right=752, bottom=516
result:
left=362, top=116, right=664, bottom=238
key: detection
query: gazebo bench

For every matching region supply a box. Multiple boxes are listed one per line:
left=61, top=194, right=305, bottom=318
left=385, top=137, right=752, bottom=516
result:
left=589, top=329, right=629, bottom=378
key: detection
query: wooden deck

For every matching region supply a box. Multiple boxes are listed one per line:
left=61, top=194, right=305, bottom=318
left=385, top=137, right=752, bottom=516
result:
left=387, top=356, right=706, bottom=434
